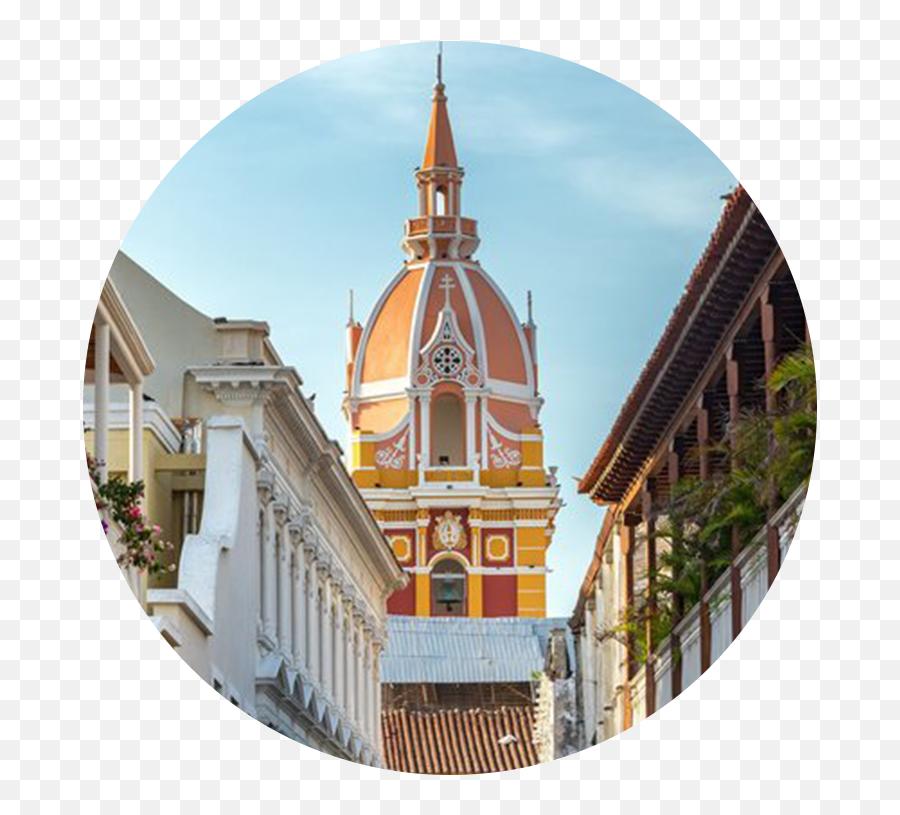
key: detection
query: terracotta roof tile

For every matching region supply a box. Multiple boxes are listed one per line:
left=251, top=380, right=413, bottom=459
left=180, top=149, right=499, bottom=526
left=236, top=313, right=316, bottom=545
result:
left=382, top=707, right=539, bottom=774
left=577, top=185, right=778, bottom=501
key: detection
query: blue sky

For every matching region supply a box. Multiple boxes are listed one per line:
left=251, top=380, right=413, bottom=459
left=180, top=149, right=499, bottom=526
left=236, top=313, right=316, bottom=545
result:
left=121, top=42, right=737, bottom=617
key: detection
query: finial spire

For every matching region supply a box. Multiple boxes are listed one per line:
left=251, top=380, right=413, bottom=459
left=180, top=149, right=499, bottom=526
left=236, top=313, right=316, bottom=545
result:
left=527, top=290, right=534, bottom=324
left=422, top=42, right=458, bottom=170
left=349, top=288, right=355, bottom=324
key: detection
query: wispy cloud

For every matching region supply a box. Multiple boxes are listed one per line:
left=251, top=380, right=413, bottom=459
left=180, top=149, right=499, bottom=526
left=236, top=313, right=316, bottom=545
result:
left=564, top=152, right=734, bottom=229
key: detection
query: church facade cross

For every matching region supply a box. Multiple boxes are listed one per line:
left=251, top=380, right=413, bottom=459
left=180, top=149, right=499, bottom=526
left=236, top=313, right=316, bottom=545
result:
left=439, top=272, right=456, bottom=308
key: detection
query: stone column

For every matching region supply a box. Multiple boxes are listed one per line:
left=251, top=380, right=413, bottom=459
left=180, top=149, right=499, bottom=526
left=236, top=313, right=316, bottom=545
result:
left=288, top=522, right=306, bottom=671
left=419, top=392, right=432, bottom=468
left=355, top=614, right=366, bottom=736
left=364, top=625, right=375, bottom=743
left=408, top=394, right=418, bottom=476
left=262, top=495, right=279, bottom=644
left=256, top=470, right=274, bottom=639
left=344, top=597, right=356, bottom=723
left=372, top=634, right=383, bottom=756
left=129, top=379, right=143, bottom=486
left=274, top=501, right=292, bottom=657
left=94, top=319, right=110, bottom=484
left=319, top=559, right=334, bottom=695
left=333, top=581, right=346, bottom=710
left=304, top=538, right=320, bottom=685
left=464, top=390, right=478, bottom=469
left=351, top=608, right=364, bottom=730
left=480, top=395, right=489, bottom=469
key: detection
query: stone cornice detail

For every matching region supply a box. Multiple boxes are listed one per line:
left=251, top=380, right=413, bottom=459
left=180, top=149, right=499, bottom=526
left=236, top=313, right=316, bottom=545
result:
left=190, top=365, right=292, bottom=405
left=257, top=467, right=275, bottom=505
left=272, top=498, right=290, bottom=527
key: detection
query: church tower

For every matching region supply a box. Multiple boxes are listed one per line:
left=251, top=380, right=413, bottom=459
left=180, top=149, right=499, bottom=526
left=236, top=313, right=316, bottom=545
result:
left=343, top=58, right=561, bottom=618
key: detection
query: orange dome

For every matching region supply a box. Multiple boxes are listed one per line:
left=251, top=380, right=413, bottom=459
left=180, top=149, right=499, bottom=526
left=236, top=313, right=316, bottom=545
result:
left=351, top=264, right=536, bottom=428
left=343, top=66, right=542, bottom=443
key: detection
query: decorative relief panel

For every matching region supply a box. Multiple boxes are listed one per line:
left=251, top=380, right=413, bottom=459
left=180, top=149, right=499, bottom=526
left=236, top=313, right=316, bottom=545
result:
left=414, top=280, right=483, bottom=388
left=484, top=534, right=511, bottom=563
left=374, top=429, right=408, bottom=470
left=487, top=428, right=522, bottom=469
left=389, top=534, right=414, bottom=564
left=433, top=510, right=465, bottom=551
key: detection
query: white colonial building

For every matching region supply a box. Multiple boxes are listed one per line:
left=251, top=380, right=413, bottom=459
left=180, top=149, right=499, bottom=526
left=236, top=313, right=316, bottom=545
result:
left=85, top=252, right=406, bottom=765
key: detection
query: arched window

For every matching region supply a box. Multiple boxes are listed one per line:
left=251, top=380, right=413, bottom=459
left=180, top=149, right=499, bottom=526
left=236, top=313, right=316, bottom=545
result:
left=432, top=393, right=464, bottom=466
left=436, top=186, right=449, bottom=215
left=431, top=559, right=466, bottom=616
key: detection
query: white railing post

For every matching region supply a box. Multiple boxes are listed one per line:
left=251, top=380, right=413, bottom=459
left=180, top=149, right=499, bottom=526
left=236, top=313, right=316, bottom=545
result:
left=94, top=320, right=110, bottom=484
left=129, top=379, right=143, bottom=486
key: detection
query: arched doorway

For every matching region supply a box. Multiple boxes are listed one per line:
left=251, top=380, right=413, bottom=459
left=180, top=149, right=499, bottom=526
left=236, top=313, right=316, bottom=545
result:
left=431, top=559, right=467, bottom=616
left=432, top=392, right=464, bottom=466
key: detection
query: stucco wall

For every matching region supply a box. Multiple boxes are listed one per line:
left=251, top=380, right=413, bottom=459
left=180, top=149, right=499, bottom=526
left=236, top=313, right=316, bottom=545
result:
left=108, top=251, right=220, bottom=418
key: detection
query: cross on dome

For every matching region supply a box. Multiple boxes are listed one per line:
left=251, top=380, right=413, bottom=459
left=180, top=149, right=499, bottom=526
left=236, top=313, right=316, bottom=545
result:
left=439, top=272, right=456, bottom=309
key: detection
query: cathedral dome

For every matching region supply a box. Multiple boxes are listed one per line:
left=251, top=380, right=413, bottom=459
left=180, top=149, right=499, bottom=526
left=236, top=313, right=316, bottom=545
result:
left=344, top=70, right=541, bottom=439
left=353, top=263, right=536, bottom=407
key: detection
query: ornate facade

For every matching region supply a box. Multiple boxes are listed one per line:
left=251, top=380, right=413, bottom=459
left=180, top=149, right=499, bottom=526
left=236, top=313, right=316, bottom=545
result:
left=86, top=253, right=406, bottom=765
left=343, top=68, right=561, bottom=619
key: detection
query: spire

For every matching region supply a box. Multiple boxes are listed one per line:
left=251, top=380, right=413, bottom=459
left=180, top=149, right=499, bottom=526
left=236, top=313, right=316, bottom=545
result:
left=422, top=42, right=458, bottom=170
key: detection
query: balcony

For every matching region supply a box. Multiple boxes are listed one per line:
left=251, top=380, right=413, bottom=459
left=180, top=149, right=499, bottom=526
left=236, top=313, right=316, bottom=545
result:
left=630, top=484, right=806, bottom=723
left=405, top=216, right=478, bottom=238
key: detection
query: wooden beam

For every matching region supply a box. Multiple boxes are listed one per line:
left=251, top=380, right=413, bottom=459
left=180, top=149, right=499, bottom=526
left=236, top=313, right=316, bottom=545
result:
left=761, top=285, right=781, bottom=587
left=642, top=480, right=657, bottom=717
left=620, top=519, right=636, bottom=731
left=726, top=347, right=744, bottom=641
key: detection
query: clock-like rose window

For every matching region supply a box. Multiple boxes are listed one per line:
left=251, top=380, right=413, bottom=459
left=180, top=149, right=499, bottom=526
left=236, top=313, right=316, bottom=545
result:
left=432, top=345, right=463, bottom=377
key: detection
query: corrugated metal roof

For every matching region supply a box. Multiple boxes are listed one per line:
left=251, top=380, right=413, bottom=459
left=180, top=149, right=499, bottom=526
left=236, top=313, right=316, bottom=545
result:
left=381, top=616, right=572, bottom=685
left=382, top=707, right=539, bottom=774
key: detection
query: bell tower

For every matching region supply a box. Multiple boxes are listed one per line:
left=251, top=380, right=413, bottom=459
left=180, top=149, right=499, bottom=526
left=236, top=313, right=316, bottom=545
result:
left=343, top=54, right=561, bottom=619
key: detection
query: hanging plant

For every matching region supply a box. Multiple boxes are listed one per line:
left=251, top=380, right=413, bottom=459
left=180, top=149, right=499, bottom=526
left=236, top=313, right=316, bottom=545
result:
left=87, top=451, right=176, bottom=576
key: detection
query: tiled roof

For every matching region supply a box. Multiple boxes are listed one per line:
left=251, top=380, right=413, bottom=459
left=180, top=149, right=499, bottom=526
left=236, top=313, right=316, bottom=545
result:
left=577, top=186, right=779, bottom=502
left=381, top=707, right=539, bottom=774
left=382, top=616, right=573, bottom=684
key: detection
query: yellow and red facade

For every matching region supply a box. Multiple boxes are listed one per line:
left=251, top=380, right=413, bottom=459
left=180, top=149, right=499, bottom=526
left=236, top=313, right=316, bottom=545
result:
left=343, top=73, right=561, bottom=618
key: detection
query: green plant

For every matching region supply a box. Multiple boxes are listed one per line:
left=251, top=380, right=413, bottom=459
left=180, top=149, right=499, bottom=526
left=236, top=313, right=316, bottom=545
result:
left=634, top=343, right=817, bottom=640
left=87, top=451, right=176, bottom=576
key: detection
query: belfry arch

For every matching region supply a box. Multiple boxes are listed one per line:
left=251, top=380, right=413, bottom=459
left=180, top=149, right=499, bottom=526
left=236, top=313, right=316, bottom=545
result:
left=432, top=392, right=464, bottom=466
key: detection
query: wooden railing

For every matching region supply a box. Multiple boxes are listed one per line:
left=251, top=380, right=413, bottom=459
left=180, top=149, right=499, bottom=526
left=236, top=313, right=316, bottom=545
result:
left=632, top=485, right=806, bottom=725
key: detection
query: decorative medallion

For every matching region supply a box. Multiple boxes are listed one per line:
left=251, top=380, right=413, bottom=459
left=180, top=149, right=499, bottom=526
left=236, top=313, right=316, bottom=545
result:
left=389, top=534, right=413, bottom=563
left=485, top=534, right=510, bottom=562
left=433, top=510, right=465, bottom=551
left=431, top=344, right=463, bottom=377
